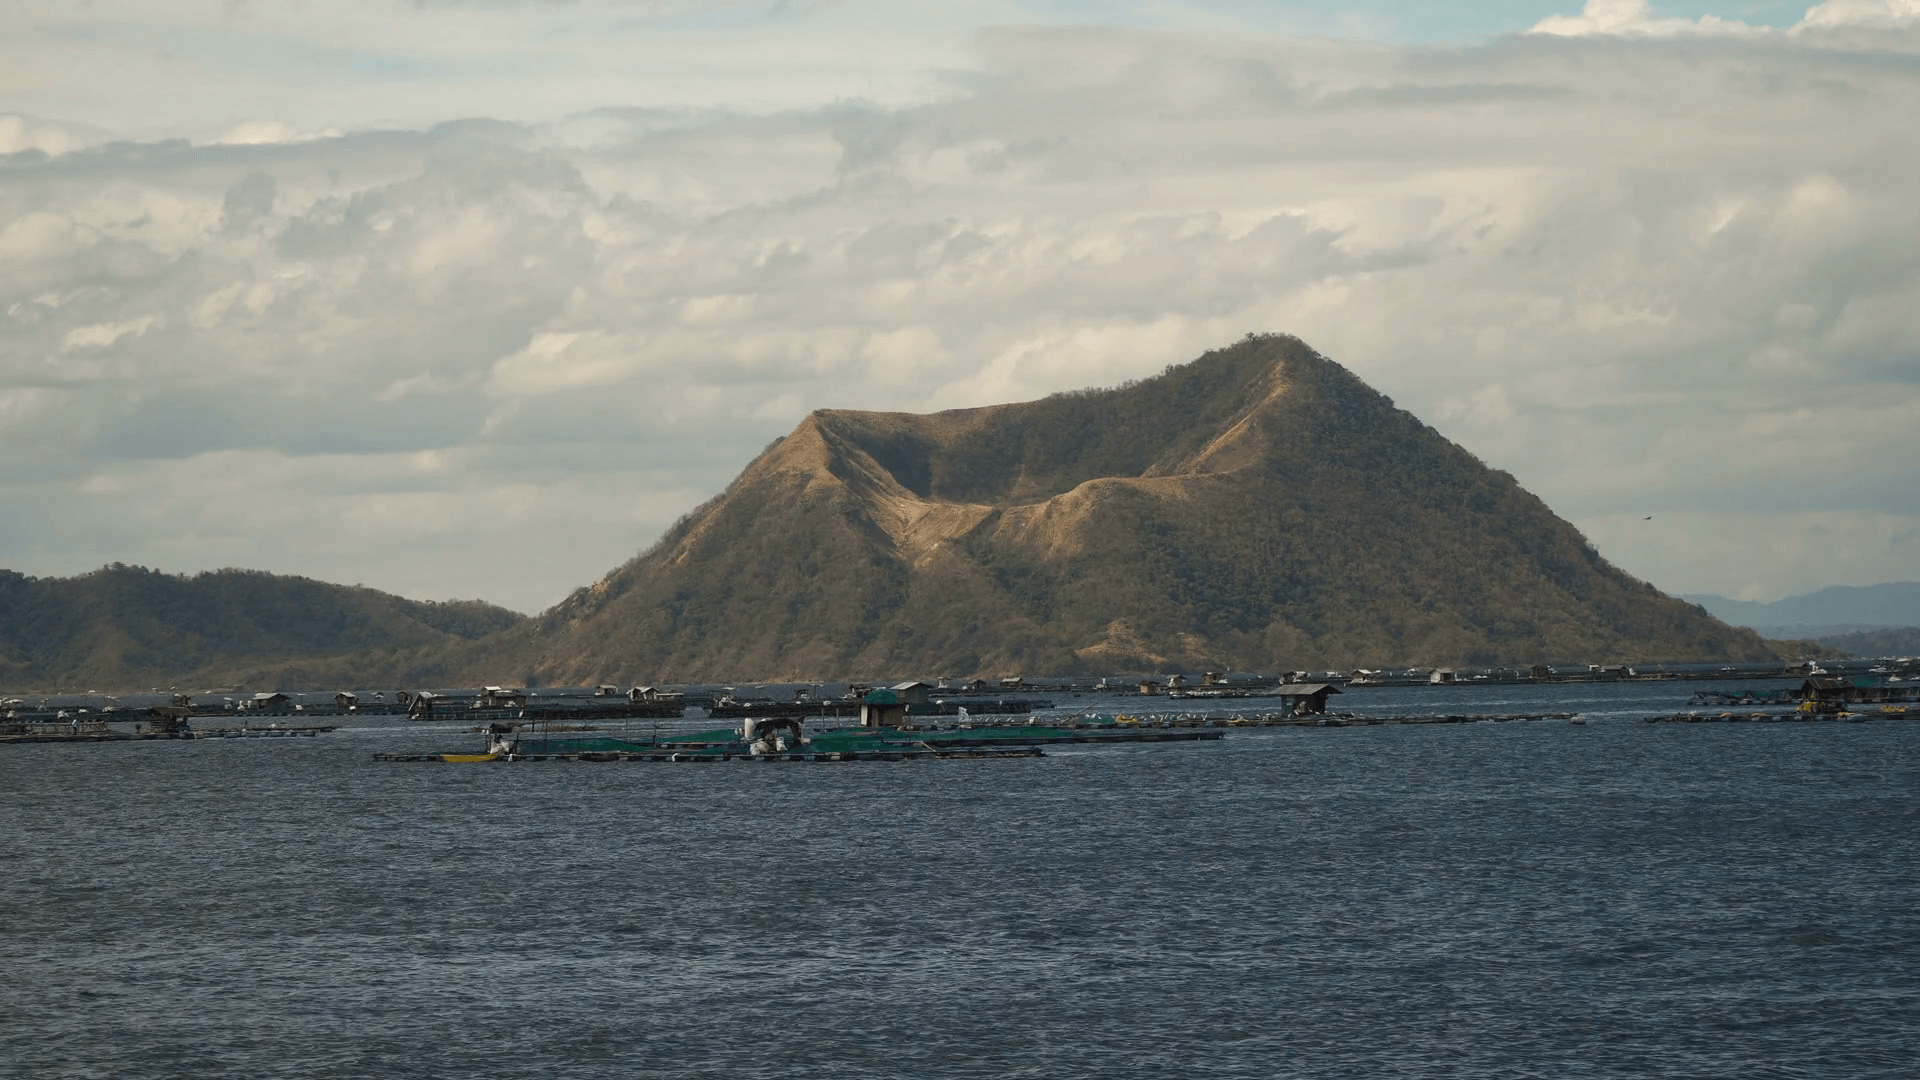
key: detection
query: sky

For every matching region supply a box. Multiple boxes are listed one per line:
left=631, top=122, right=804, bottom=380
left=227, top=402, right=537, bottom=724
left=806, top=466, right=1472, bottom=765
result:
left=3, top=0, right=1918, bottom=613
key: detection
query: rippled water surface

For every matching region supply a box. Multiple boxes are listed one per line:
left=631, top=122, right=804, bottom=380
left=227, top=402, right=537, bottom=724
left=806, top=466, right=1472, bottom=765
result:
left=4, top=683, right=1917, bottom=1078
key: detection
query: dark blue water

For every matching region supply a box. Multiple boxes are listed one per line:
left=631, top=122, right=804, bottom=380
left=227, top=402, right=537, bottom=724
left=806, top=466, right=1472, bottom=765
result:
left=4, top=683, right=1916, bottom=1078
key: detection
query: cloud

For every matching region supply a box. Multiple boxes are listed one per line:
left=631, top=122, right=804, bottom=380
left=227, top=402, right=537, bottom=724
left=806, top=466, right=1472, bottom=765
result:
left=0, top=114, right=111, bottom=157
left=1, top=19, right=1918, bottom=606
left=1530, top=0, right=1920, bottom=35
left=1801, top=0, right=1920, bottom=27
left=1530, top=0, right=1753, bottom=36
left=59, top=316, right=160, bottom=353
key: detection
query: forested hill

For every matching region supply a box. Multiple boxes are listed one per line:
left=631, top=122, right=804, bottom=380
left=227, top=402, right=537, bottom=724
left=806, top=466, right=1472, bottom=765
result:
left=452, top=334, right=1779, bottom=683
left=0, top=565, right=525, bottom=691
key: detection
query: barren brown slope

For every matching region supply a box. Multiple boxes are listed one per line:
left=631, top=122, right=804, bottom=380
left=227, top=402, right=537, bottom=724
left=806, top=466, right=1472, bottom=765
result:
left=454, top=334, right=1774, bottom=682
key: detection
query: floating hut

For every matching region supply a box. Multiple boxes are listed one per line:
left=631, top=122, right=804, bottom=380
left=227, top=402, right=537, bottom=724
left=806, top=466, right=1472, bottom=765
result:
left=1280, top=683, right=1342, bottom=716
left=859, top=688, right=908, bottom=728
left=890, top=680, right=934, bottom=705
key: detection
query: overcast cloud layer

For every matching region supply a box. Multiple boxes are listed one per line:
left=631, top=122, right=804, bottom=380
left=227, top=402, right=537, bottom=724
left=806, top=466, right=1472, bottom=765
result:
left=4, top=0, right=1918, bottom=612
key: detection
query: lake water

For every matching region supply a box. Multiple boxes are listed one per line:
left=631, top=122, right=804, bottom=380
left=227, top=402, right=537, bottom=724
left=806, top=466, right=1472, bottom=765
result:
left=3, top=681, right=1916, bottom=1078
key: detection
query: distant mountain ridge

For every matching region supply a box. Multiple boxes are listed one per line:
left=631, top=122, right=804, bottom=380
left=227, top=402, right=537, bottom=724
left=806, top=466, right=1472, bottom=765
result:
left=0, top=565, right=525, bottom=691
left=1804, top=627, right=1920, bottom=658
left=1680, top=583, right=1920, bottom=636
left=453, top=335, right=1778, bottom=683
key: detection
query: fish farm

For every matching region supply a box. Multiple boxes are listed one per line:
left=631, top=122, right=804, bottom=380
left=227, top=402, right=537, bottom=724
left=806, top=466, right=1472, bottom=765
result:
left=377, top=717, right=1224, bottom=764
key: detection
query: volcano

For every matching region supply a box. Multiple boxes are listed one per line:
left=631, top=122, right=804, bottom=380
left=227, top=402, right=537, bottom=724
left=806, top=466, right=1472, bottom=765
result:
left=485, top=334, right=1771, bottom=682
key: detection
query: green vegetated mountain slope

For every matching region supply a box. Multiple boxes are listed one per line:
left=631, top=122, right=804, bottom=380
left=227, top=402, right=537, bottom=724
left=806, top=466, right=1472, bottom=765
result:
left=0, top=565, right=525, bottom=691
left=463, top=335, right=1776, bottom=683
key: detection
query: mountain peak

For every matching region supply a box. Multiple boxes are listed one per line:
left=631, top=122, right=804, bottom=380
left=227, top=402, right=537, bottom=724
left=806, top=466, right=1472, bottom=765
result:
left=792, top=335, right=1304, bottom=506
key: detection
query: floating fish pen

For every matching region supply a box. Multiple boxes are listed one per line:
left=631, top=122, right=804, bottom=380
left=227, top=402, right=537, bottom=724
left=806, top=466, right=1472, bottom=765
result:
left=1087, top=711, right=1576, bottom=727
left=1, top=720, right=337, bottom=743
left=703, top=700, right=862, bottom=719
left=181, top=725, right=336, bottom=739
left=1644, top=706, right=1918, bottom=724
left=373, top=745, right=1046, bottom=763
left=404, top=699, right=690, bottom=724
left=284, top=701, right=410, bottom=717
left=704, top=698, right=1044, bottom=719
left=0, top=717, right=118, bottom=743
left=1282, top=712, right=1578, bottom=726
left=1688, top=689, right=1797, bottom=707
left=380, top=707, right=1607, bottom=765
left=914, top=700, right=1045, bottom=715
left=382, top=715, right=1231, bottom=764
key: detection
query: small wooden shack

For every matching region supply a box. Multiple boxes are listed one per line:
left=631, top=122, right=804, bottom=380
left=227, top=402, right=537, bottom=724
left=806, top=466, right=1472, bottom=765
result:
left=891, top=681, right=934, bottom=705
left=1280, top=683, right=1342, bottom=716
left=144, top=705, right=194, bottom=734
left=859, top=689, right=908, bottom=728
left=479, top=686, right=527, bottom=708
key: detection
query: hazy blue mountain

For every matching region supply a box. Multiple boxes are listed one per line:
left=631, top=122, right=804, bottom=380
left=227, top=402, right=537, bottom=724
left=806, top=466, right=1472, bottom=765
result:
left=1681, top=583, right=1920, bottom=635
left=1808, top=627, right=1920, bottom=658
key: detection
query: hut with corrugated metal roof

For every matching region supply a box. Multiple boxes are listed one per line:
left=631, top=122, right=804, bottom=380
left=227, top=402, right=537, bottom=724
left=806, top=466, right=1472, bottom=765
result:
left=891, top=681, right=934, bottom=705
